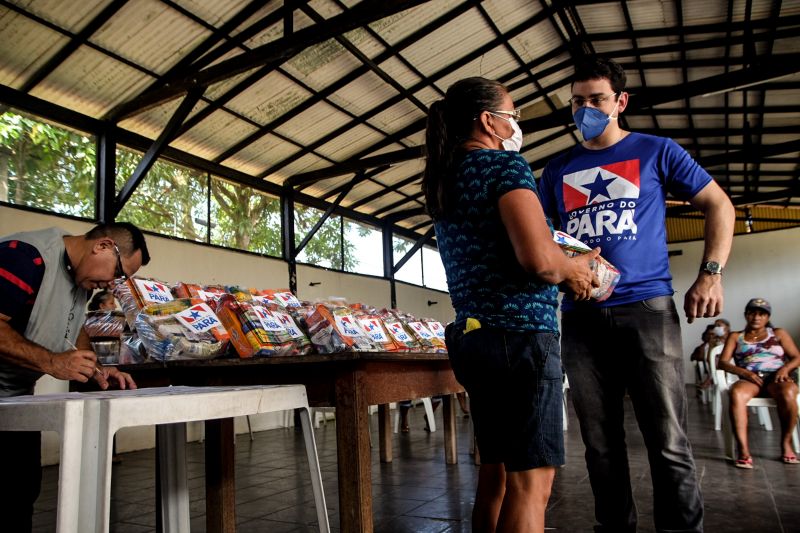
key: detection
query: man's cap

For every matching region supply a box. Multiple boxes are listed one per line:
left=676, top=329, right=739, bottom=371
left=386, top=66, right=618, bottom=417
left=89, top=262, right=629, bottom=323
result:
left=745, top=298, right=771, bottom=314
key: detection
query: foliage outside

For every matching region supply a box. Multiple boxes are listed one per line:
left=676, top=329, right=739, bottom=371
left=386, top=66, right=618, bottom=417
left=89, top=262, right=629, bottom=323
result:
left=0, top=111, right=95, bottom=217
left=0, top=110, right=379, bottom=275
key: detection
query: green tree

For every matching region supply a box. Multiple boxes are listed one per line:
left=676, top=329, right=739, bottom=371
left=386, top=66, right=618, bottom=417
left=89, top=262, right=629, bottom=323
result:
left=115, top=148, right=206, bottom=242
left=0, top=111, right=370, bottom=273
left=210, top=177, right=281, bottom=255
left=0, top=111, right=95, bottom=217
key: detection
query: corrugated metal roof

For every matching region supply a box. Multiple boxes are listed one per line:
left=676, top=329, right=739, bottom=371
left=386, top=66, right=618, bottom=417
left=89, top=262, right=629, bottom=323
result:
left=0, top=0, right=797, bottom=244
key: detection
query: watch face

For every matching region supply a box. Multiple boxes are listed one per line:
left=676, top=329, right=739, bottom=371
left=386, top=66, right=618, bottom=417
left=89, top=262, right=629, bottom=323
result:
left=704, top=261, right=721, bottom=273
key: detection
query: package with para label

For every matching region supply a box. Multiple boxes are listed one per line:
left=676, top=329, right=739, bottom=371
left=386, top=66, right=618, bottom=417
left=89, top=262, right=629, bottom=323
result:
left=553, top=231, right=621, bottom=301
left=113, top=277, right=175, bottom=329
left=304, top=304, right=377, bottom=353
left=134, top=300, right=228, bottom=361
left=214, top=294, right=295, bottom=358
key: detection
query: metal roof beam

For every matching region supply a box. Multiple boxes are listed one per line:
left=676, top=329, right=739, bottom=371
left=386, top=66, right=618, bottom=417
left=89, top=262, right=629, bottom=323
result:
left=274, top=5, right=558, bottom=181
left=697, top=139, right=800, bottom=168
left=21, top=0, right=129, bottom=93
left=299, top=4, right=428, bottom=114
left=518, top=52, right=800, bottom=133
left=347, top=173, right=422, bottom=211
left=0, top=83, right=429, bottom=243
left=506, top=25, right=798, bottom=96
left=211, top=0, right=479, bottom=165
left=288, top=147, right=422, bottom=187
left=385, top=207, right=426, bottom=224
left=317, top=165, right=388, bottom=200
left=113, top=89, right=204, bottom=217
left=370, top=191, right=424, bottom=218
left=109, top=0, right=432, bottom=118
left=294, top=173, right=360, bottom=256
left=667, top=185, right=800, bottom=215
left=393, top=227, right=434, bottom=274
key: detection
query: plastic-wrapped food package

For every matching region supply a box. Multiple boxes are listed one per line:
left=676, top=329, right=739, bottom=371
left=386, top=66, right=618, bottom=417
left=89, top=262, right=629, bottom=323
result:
left=119, top=332, right=146, bottom=365
left=214, top=294, right=295, bottom=358
left=113, top=277, right=174, bottom=329
left=553, top=231, right=620, bottom=301
left=270, top=308, right=313, bottom=355
left=423, top=320, right=448, bottom=352
left=266, top=289, right=303, bottom=308
left=357, top=315, right=400, bottom=352
left=173, top=282, right=229, bottom=305
left=379, top=310, right=421, bottom=352
left=83, top=310, right=126, bottom=338
left=304, top=304, right=377, bottom=353
left=134, top=300, right=229, bottom=361
left=408, top=320, right=446, bottom=353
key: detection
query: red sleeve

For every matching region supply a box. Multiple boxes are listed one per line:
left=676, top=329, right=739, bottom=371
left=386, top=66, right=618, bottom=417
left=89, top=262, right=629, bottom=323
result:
left=0, top=240, right=45, bottom=330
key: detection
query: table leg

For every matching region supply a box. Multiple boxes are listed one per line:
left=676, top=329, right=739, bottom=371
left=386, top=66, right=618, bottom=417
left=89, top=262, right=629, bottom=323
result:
left=335, top=368, right=373, bottom=532
left=378, top=404, right=392, bottom=463
left=157, top=423, right=190, bottom=533
left=443, top=394, right=457, bottom=465
left=205, top=418, right=236, bottom=533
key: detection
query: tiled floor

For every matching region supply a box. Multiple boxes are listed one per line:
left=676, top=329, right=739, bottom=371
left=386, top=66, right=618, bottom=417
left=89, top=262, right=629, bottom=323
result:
left=33, top=388, right=800, bottom=532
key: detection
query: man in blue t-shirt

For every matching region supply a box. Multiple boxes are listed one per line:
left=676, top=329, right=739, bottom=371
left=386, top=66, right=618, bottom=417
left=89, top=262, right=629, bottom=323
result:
left=539, top=58, right=735, bottom=533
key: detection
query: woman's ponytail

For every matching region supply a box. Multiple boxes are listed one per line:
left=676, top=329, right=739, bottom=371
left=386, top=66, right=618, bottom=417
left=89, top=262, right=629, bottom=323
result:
left=421, top=77, right=507, bottom=220
left=423, top=100, right=451, bottom=219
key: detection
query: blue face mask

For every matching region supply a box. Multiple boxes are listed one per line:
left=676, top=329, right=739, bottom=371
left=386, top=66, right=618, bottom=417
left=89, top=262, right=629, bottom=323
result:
left=573, top=99, right=620, bottom=141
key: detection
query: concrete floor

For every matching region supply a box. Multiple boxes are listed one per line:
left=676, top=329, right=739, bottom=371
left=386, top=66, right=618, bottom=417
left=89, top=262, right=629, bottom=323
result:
left=32, top=387, right=800, bottom=532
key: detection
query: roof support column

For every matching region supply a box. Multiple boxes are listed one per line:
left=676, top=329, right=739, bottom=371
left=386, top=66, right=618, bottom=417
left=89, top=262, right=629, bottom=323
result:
left=96, top=123, right=116, bottom=223
left=383, top=222, right=396, bottom=309
left=281, top=186, right=297, bottom=294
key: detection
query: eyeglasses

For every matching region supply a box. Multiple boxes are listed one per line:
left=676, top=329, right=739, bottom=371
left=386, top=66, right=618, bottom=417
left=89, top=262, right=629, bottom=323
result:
left=568, top=93, right=619, bottom=107
left=112, top=243, right=127, bottom=281
left=489, top=109, right=521, bottom=119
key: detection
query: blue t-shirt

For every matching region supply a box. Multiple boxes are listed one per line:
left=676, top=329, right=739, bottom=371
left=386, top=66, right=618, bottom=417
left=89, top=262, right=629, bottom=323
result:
left=539, top=133, right=712, bottom=309
left=435, top=149, right=559, bottom=332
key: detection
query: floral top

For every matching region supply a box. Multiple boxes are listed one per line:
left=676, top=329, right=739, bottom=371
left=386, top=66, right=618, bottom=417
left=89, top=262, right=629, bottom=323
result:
left=733, top=327, right=786, bottom=372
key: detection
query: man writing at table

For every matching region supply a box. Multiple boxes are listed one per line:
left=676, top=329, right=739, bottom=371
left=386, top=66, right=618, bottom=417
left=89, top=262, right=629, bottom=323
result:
left=0, top=222, right=149, bottom=532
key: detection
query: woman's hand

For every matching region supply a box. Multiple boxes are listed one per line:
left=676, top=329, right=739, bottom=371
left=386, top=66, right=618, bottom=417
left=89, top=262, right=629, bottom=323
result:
left=564, top=249, right=600, bottom=301
left=775, top=366, right=792, bottom=383
left=740, top=369, right=763, bottom=387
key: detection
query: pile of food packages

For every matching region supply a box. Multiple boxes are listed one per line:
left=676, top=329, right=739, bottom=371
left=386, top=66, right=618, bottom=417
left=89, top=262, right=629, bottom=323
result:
left=105, top=277, right=448, bottom=363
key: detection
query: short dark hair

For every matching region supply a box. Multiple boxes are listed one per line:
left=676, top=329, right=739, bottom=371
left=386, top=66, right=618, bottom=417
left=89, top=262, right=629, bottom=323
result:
left=85, top=222, right=150, bottom=265
left=573, top=57, right=627, bottom=94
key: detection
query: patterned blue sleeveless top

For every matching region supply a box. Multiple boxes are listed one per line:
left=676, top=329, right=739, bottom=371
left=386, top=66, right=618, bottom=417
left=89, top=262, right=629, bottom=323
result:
left=434, top=149, right=558, bottom=332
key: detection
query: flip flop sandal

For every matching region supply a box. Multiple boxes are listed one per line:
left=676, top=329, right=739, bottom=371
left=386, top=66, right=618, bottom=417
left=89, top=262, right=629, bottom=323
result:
left=782, top=455, right=799, bottom=464
left=735, top=456, right=754, bottom=469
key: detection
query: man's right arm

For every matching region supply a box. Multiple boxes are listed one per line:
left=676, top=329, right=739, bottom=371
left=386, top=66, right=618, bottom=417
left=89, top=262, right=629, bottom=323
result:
left=0, top=239, right=97, bottom=382
left=0, top=319, right=98, bottom=383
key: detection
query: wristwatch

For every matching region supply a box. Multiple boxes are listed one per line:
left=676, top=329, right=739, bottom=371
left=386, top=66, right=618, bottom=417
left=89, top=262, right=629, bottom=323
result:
left=700, top=260, right=723, bottom=275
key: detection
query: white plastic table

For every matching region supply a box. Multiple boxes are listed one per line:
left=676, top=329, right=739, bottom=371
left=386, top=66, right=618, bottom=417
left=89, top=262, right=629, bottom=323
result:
left=0, top=393, right=87, bottom=532
left=0, top=385, right=329, bottom=533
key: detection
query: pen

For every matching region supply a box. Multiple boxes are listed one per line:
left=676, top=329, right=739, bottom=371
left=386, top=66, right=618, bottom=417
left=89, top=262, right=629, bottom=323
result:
left=65, top=338, right=104, bottom=378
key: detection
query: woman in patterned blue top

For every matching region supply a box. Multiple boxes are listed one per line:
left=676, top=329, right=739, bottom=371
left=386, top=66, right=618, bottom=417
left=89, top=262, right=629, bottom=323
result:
left=422, top=77, right=599, bottom=533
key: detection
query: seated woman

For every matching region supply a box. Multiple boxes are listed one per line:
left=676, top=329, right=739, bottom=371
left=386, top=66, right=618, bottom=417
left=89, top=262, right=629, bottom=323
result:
left=717, top=298, right=800, bottom=468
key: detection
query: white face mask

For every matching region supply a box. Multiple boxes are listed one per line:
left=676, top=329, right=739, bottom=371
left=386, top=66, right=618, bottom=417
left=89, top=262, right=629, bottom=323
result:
left=489, top=113, right=523, bottom=152
left=713, top=326, right=726, bottom=337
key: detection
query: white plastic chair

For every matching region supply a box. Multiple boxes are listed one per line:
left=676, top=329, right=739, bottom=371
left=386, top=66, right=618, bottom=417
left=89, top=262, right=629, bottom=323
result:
left=393, top=397, right=436, bottom=433
left=708, top=345, right=724, bottom=430
left=693, top=345, right=711, bottom=405
left=715, top=369, right=800, bottom=459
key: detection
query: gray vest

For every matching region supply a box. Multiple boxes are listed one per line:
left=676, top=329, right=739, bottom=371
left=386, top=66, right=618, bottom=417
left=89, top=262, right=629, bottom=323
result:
left=0, top=228, right=88, bottom=396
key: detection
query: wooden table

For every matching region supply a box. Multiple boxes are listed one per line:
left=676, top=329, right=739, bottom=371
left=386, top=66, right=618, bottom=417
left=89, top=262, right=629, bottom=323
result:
left=116, top=352, right=464, bottom=533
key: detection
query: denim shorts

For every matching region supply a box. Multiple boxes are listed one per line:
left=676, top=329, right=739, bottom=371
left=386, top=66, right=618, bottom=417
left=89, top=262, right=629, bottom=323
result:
left=445, top=323, right=564, bottom=471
